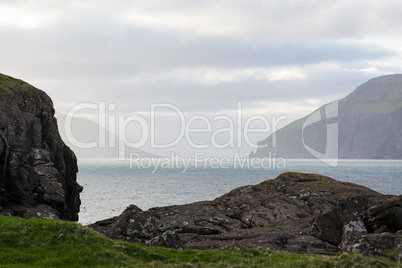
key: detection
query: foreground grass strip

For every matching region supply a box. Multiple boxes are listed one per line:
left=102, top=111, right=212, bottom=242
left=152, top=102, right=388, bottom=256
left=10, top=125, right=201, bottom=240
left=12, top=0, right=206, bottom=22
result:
left=0, top=215, right=400, bottom=267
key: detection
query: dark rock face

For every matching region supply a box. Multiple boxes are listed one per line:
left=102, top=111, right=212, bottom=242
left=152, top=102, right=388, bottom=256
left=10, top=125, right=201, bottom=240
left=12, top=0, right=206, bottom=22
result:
left=0, top=73, right=82, bottom=221
left=91, top=172, right=401, bottom=256
left=365, top=196, right=402, bottom=233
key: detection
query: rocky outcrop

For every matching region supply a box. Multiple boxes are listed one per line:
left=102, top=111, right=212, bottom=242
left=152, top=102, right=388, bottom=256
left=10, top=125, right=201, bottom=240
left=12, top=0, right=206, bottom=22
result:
left=91, top=172, right=401, bottom=257
left=0, top=73, right=82, bottom=221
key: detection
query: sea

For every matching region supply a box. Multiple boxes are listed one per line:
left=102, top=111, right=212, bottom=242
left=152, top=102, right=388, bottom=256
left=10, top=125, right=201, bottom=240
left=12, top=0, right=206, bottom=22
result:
left=77, top=159, right=402, bottom=225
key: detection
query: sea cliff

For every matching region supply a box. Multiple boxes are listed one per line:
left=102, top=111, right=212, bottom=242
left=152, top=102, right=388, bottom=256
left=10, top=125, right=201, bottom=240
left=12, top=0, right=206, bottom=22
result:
left=0, top=73, right=82, bottom=221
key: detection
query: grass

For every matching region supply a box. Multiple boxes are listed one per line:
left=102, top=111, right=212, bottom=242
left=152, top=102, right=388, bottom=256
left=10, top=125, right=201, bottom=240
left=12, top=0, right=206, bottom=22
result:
left=0, top=73, right=27, bottom=88
left=0, top=73, right=26, bottom=96
left=0, top=73, right=43, bottom=100
left=0, top=215, right=400, bottom=267
left=0, top=88, right=10, bottom=96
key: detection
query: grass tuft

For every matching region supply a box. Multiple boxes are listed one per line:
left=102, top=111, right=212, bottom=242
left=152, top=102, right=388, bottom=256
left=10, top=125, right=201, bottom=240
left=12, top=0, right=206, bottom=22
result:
left=0, top=215, right=400, bottom=267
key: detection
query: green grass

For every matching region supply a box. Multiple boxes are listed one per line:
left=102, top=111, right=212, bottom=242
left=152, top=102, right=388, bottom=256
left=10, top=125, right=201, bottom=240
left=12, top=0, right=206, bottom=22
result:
left=0, top=73, right=43, bottom=100
left=0, top=73, right=27, bottom=88
left=0, top=88, right=10, bottom=96
left=0, top=73, right=26, bottom=96
left=0, top=215, right=400, bottom=267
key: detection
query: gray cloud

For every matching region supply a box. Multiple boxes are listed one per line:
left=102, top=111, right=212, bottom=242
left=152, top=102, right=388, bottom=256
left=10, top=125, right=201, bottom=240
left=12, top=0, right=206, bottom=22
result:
left=1, top=0, right=402, bottom=156
left=0, top=24, right=395, bottom=79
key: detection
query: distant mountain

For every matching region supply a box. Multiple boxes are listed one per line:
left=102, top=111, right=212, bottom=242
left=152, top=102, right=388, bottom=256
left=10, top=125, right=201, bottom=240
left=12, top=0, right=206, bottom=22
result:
left=252, top=74, right=402, bottom=159
left=56, top=113, right=157, bottom=159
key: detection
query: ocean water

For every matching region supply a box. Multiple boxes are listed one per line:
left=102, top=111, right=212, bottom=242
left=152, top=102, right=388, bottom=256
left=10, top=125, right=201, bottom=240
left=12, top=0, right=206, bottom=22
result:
left=77, top=159, right=402, bottom=225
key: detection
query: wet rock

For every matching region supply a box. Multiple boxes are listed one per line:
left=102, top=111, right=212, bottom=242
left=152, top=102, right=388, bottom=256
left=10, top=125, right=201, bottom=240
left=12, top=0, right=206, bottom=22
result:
left=0, top=73, right=82, bottom=221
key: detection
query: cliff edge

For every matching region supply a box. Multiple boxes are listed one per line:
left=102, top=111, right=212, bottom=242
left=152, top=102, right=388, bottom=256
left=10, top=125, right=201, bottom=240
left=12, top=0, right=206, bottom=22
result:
left=0, top=73, right=82, bottom=221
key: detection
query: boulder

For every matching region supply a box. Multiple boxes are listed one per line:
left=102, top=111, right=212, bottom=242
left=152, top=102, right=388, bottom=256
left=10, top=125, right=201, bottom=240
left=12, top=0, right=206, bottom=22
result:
left=0, top=73, right=82, bottom=221
left=97, top=172, right=402, bottom=256
left=106, top=204, right=158, bottom=243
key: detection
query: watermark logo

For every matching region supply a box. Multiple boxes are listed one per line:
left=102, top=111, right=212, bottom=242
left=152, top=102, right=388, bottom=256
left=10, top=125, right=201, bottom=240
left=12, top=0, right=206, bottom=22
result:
left=129, top=152, right=286, bottom=173
left=64, top=101, right=286, bottom=159
left=302, top=101, right=338, bottom=167
left=63, top=100, right=339, bottom=170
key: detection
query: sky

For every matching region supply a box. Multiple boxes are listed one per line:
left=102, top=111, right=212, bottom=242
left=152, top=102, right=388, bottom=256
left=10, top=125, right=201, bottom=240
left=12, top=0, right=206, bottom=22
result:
left=1, top=0, right=402, bottom=157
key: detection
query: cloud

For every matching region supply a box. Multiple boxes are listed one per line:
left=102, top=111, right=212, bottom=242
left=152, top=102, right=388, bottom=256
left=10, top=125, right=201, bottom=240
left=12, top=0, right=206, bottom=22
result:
left=0, top=1, right=398, bottom=79
left=0, top=0, right=401, bottom=156
left=118, top=0, right=402, bottom=40
left=0, top=1, right=61, bottom=29
left=0, top=22, right=394, bottom=81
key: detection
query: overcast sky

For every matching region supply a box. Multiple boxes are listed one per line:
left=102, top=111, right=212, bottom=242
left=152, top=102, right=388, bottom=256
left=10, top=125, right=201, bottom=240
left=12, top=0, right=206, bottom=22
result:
left=1, top=0, right=402, bottom=157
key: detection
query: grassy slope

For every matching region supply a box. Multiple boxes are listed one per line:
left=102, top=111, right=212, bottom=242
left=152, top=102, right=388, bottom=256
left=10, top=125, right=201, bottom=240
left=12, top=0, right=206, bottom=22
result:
left=0, top=73, right=28, bottom=95
left=0, top=216, right=400, bottom=268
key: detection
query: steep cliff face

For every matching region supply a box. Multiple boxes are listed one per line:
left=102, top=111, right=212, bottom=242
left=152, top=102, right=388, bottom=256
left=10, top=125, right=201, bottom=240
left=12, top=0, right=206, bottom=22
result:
left=253, top=74, right=402, bottom=159
left=337, top=74, right=402, bottom=158
left=0, top=73, right=82, bottom=221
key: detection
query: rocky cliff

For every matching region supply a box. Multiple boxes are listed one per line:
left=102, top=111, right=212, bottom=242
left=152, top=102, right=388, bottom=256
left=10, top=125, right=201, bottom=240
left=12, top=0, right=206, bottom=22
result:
left=252, top=74, right=402, bottom=159
left=90, top=172, right=402, bottom=257
left=0, top=73, right=82, bottom=221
